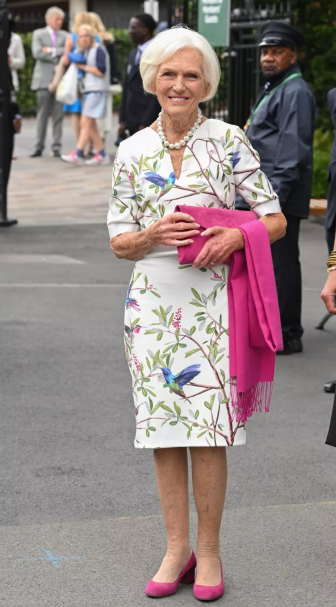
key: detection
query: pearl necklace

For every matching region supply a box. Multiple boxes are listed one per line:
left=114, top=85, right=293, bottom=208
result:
left=157, top=108, right=202, bottom=150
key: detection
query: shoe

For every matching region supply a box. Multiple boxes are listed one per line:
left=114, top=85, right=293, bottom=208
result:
left=30, top=150, right=42, bottom=158
left=60, top=151, right=84, bottom=166
left=193, top=559, right=225, bottom=602
left=51, top=150, right=61, bottom=158
left=277, top=338, right=303, bottom=356
left=324, top=381, right=336, bottom=394
left=145, top=549, right=196, bottom=598
left=85, top=153, right=110, bottom=166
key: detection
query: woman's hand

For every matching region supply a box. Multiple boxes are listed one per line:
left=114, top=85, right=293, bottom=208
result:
left=147, top=212, right=200, bottom=247
left=321, top=271, right=336, bottom=314
left=193, top=227, right=244, bottom=268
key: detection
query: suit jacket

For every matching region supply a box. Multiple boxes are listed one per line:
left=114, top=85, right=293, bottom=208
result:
left=119, top=48, right=161, bottom=133
left=326, top=88, right=336, bottom=230
left=31, top=27, right=67, bottom=90
left=245, top=64, right=316, bottom=219
left=8, top=33, right=26, bottom=92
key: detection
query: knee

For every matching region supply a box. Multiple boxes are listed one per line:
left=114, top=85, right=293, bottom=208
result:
left=80, top=115, right=91, bottom=129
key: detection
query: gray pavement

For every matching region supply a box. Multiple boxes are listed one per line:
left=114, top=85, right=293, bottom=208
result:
left=1, top=155, right=336, bottom=604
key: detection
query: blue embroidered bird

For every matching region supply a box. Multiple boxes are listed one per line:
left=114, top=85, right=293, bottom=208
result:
left=161, top=364, right=201, bottom=402
left=144, top=171, right=176, bottom=199
left=232, top=151, right=241, bottom=168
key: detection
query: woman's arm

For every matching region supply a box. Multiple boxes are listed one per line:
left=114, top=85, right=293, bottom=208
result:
left=321, top=234, right=336, bottom=314
left=77, top=63, right=104, bottom=77
left=111, top=213, right=200, bottom=261
left=259, top=212, right=287, bottom=243
left=192, top=212, right=286, bottom=268
left=108, top=145, right=200, bottom=260
left=77, top=46, right=107, bottom=78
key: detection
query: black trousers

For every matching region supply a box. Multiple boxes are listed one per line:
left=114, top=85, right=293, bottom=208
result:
left=326, top=216, right=336, bottom=255
left=326, top=393, right=336, bottom=448
left=4, top=132, right=14, bottom=192
left=271, top=214, right=303, bottom=344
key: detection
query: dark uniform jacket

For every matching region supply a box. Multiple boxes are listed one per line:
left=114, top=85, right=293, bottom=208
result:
left=245, top=64, right=316, bottom=218
left=119, top=48, right=161, bottom=134
left=326, top=87, right=336, bottom=231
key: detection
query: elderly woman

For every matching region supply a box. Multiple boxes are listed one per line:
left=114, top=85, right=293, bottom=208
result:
left=108, top=27, right=286, bottom=601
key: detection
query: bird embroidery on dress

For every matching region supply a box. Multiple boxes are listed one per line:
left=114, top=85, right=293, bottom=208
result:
left=161, top=364, right=201, bottom=403
left=125, top=282, right=141, bottom=312
left=124, top=324, right=141, bottom=343
left=144, top=171, right=176, bottom=199
left=232, top=151, right=241, bottom=168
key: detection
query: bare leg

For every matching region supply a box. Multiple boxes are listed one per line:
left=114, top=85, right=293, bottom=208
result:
left=152, top=448, right=191, bottom=583
left=88, top=119, right=105, bottom=152
left=77, top=115, right=94, bottom=151
left=71, top=113, right=81, bottom=141
left=77, top=116, right=104, bottom=153
left=190, top=447, right=227, bottom=586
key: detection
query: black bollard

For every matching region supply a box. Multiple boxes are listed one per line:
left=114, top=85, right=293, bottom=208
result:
left=0, top=0, right=17, bottom=227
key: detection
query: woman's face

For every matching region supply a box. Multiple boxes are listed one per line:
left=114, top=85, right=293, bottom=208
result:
left=78, top=30, right=92, bottom=49
left=154, top=48, right=208, bottom=121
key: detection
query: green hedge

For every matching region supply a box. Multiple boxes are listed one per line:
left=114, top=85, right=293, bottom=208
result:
left=17, top=28, right=133, bottom=114
left=312, top=129, right=333, bottom=199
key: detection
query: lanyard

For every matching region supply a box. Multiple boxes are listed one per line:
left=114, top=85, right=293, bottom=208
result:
left=244, top=72, right=302, bottom=131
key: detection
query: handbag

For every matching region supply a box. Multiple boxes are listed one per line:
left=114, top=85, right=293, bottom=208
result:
left=56, top=63, right=79, bottom=105
left=174, top=204, right=257, bottom=265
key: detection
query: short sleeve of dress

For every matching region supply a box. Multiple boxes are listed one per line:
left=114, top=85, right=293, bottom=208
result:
left=107, top=143, right=141, bottom=238
left=233, top=127, right=281, bottom=217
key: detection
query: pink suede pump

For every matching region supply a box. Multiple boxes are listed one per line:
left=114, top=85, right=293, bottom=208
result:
left=145, top=549, right=196, bottom=598
left=193, top=559, right=225, bottom=602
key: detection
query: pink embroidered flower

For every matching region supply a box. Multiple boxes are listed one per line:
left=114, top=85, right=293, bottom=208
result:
left=132, top=354, right=141, bottom=372
left=172, top=307, right=182, bottom=332
left=213, top=272, right=221, bottom=279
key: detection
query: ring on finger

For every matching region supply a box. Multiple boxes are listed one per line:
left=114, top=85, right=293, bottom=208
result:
left=210, top=261, right=216, bottom=266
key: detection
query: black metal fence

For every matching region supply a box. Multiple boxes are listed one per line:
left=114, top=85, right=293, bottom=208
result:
left=167, top=0, right=293, bottom=127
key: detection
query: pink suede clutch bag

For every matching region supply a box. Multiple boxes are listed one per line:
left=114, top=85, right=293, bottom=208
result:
left=174, top=205, right=257, bottom=264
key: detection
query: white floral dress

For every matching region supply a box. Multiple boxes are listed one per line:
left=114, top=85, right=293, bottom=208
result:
left=107, top=119, right=281, bottom=449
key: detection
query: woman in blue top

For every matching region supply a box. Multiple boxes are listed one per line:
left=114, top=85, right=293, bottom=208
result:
left=61, top=24, right=111, bottom=166
left=62, top=12, right=100, bottom=141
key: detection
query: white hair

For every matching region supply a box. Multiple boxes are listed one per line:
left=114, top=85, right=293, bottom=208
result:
left=140, top=26, right=220, bottom=102
left=45, top=6, right=65, bottom=21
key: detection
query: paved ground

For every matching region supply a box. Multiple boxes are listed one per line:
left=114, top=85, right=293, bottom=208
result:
left=1, top=121, right=336, bottom=606
left=8, top=116, right=118, bottom=226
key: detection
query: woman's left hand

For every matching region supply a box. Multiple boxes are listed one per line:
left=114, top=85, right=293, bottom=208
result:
left=192, top=227, right=244, bottom=268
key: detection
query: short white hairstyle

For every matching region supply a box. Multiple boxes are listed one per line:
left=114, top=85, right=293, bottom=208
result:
left=140, top=26, right=220, bottom=102
left=45, top=6, right=65, bottom=21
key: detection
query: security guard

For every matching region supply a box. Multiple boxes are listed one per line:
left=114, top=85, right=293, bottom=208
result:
left=244, top=22, right=316, bottom=355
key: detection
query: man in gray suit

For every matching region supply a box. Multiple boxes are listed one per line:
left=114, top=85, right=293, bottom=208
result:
left=30, top=7, right=67, bottom=157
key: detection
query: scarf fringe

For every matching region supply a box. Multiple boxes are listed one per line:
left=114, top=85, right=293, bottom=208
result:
left=230, top=379, right=274, bottom=423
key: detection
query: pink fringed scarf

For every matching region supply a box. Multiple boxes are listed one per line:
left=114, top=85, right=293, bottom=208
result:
left=175, top=205, right=283, bottom=422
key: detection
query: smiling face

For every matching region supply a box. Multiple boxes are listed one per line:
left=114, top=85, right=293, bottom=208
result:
left=260, top=46, right=297, bottom=75
left=154, top=47, right=208, bottom=121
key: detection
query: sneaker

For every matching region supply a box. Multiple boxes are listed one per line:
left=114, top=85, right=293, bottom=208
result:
left=85, top=153, right=110, bottom=166
left=61, top=151, right=84, bottom=166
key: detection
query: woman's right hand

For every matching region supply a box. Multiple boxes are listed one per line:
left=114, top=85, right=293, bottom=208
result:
left=147, top=212, right=200, bottom=247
